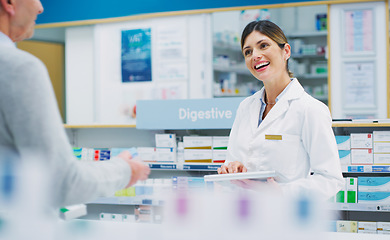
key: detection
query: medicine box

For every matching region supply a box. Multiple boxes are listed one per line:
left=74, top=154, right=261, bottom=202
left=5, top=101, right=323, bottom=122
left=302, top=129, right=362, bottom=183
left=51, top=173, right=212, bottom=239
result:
left=335, top=136, right=351, bottom=150
left=155, top=134, right=176, bottom=148
left=212, top=136, right=229, bottom=150
left=378, top=231, right=390, bottom=235
left=184, top=149, right=213, bottom=163
left=183, top=136, right=212, bottom=149
left=358, top=192, right=390, bottom=203
left=358, top=177, right=390, bottom=192
left=212, top=149, right=227, bottom=163
left=137, top=147, right=157, bottom=162
left=377, top=222, right=390, bottom=231
left=338, top=150, right=351, bottom=166
left=156, top=148, right=176, bottom=162
left=358, top=221, right=377, bottom=231
left=346, top=177, right=357, bottom=203
left=374, top=142, right=390, bottom=153
left=351, top=149, right=373, bottom=165
left=374, top=131, right=390, bottom=142
left=374, top=153, right=390, bottom=165
left=351, top=133, right=373, bottom=149
left=336, top=220, right=357, bottom=233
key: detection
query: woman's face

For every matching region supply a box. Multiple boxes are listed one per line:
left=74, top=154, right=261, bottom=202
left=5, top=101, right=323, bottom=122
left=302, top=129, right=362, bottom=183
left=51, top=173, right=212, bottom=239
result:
left=242, top=31, right=290, bottom=82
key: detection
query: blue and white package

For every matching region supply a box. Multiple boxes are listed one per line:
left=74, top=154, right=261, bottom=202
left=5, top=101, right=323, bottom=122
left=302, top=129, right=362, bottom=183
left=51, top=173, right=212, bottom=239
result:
left=358, top=192, right=390, bottom=203
left=358, top=177, right=390, bottom=192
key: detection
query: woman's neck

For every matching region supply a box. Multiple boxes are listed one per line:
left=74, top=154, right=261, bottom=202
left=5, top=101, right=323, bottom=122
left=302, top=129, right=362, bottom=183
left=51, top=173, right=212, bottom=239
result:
left=263, top=76, right=291, bottom=104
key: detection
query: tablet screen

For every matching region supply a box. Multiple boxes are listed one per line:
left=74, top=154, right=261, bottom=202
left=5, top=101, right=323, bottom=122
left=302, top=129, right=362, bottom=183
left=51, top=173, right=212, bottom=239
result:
left=204, top=171, right=276, bottom=182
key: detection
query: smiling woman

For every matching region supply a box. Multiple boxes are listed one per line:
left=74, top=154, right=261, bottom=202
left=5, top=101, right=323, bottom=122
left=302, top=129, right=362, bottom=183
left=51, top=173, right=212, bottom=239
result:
left=218, top=20, right=344, bottom=201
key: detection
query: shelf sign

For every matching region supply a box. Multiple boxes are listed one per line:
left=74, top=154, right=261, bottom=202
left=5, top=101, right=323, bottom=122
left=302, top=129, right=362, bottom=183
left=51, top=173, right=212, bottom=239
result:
left=136, top=97, right=245, bottom=129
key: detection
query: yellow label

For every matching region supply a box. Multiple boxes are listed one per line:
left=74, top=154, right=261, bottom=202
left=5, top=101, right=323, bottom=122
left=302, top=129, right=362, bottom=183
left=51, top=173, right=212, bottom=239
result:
left=265, top=135, right=282, bottom=140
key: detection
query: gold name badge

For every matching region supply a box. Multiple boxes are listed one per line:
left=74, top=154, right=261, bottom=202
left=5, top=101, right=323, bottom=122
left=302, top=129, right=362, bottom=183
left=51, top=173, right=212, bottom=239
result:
left=265, top=135, right=282, bottom=140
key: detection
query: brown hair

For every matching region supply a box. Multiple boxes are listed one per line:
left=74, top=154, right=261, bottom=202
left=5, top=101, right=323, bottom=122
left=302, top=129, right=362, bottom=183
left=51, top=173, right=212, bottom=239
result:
left=241, top=20, right=293, bottom=78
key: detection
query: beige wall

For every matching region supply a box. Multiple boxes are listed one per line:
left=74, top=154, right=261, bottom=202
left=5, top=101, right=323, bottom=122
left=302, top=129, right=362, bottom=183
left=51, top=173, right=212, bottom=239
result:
left=17, top=40, right=65, bottom=121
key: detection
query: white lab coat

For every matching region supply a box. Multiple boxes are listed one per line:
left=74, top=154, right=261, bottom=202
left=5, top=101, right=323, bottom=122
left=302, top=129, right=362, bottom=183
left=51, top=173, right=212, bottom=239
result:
left=225, top=78, right=344, bottom=199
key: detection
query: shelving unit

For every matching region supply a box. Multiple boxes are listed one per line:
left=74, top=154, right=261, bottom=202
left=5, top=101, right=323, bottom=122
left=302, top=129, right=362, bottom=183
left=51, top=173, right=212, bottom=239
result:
left=332, top=122, right=390, bottom=223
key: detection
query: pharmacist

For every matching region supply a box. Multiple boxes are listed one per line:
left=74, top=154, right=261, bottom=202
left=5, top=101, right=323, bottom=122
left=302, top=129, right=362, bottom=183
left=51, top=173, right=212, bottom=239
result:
left=217, top=20, right=344, bottom=200
left=0, top=0, right=150, bottom=208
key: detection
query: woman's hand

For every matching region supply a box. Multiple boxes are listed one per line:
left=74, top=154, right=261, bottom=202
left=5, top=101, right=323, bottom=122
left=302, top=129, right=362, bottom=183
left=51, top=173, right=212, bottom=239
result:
left=217, top=161, right=247, bottom=174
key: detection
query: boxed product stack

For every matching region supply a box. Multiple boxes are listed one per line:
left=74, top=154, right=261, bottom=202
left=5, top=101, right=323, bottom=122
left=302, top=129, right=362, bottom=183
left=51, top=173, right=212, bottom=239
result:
left=336, top=220, right=357, bottom=233
left=358, top=221, right=377, bottom=234
left=335, top=135, right=351, bottom=171
left=373, top=131, right=390, bottom=165
left=137, top=134, right=177, bottom=163
left=377, top=222, right=390, bottom=234
left=212, top=136, right=229, bottom=164
left=351, top=133, right=373, bottom=165
left=334, top=177, right=357, bottom=203
left=183, top=136, right=212, bottom=163
left=358, top=177, right=390, bottom=204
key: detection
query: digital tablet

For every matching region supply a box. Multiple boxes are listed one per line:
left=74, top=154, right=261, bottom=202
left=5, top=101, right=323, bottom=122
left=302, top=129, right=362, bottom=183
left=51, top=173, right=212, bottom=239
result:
left=204, top=171, right=276, bottom=182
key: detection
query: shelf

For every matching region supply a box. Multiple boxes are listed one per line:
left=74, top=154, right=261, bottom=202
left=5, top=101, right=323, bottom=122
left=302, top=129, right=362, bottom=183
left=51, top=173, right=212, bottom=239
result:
left=291, top=54, right=326, bottom=59
left=332, top=122, right=390, bottom=128
left=64, top=124, right=136, bottom=129
left=149, top=163, right=221, bottom=171
left=329, top=202, right=390, bottom=212
left=286, top=30, right=328, bottom=38
left=343, top=165, right=390, bottom=173
left=213, top=64, right=252, bottom=75
left=297, top=73, right=328, bottom=79
left=89, top=197, right=164, bottom=206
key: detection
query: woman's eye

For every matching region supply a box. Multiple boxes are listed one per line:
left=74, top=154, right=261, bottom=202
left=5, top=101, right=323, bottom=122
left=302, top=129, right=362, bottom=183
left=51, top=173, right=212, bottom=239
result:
left=244, top=49, right=252, bottom=56
left=260, top=43, right=269, bottom=49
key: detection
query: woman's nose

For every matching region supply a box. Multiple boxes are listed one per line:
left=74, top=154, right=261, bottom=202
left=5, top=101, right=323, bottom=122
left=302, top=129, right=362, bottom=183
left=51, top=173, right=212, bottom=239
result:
left=252, top=48, right=262, bottom=60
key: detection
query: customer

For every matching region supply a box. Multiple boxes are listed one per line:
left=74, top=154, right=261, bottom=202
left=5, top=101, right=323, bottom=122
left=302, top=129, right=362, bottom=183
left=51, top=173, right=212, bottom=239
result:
left=0, top=0, right=150, bottom=207
left=217, top=20, right=343, bottom=199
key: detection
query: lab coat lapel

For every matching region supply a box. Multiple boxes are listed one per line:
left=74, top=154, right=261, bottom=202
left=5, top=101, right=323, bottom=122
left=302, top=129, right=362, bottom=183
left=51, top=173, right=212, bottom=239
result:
left=249, top=89, right=264, bottom=132
left=258, top=79, right=304, bottom=131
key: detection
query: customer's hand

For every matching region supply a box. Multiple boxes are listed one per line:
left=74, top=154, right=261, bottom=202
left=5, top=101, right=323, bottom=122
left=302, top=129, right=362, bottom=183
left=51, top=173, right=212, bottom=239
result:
left=217, top=161, right=247, bottom=174
left=118, top=151, right=150, bottom=188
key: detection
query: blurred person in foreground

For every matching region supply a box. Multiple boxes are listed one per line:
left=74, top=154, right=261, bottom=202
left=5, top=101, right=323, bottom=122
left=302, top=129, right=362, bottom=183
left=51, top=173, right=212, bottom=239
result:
left=218, top=20, right=343, bottom=200
left=0, top=0, right=150, bottom=208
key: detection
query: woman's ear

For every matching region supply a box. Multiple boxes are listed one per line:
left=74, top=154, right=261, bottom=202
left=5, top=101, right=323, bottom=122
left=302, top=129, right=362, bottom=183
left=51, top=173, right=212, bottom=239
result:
left=284, top=43, right=291, bottom=60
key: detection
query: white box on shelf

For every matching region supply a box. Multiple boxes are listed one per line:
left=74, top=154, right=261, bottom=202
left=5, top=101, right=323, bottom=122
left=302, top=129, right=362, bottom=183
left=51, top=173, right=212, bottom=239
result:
left=212, top=149, right=227, bottom=163
left=335, top=135, right=351, bottom=150
left=351, top=149, right=373, bottom=165
left=212, top=136, right=229, bottom=150
left=377, top=230, right=390, bottom=235
left=137, top=147, right=157, bottom=162
left=351, top=133, right=373, bottom=149
left=358, top=221, right=377, bottom=231
left=377, top=222, right=390, bottom=231
left=183, top=136, right=212, bottom=149
left=374, top=131, right=390, bottom=142
left=374, top=142, right=390, bottom=153
left=374, top=153, right=390, bottom=165
left=184, top=149, right=213, bottom=163
left=156, top=148, right=176, bottom=162
left=155, top=133, right=176, bottom=148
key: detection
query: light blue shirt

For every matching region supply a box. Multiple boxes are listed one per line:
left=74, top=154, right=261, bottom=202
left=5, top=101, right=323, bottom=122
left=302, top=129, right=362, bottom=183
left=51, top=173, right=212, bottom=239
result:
left=0, top=31, right=15, bottom=48
left=258, top=79, right=294, bottom=126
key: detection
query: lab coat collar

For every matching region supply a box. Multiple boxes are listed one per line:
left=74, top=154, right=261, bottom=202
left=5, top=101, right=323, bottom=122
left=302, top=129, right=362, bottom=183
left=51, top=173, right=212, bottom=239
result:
left=250, top=78, right=305, bottom=132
